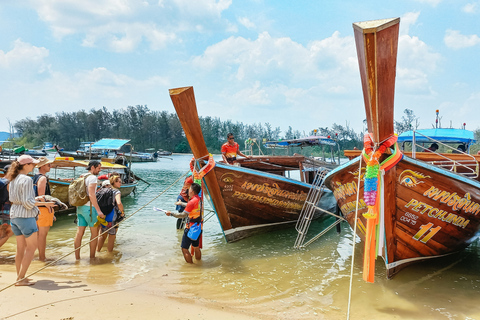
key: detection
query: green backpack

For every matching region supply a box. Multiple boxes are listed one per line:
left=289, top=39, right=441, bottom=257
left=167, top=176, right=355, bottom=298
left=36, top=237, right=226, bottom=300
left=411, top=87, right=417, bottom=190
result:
left=68, top=173, right=92, bottom=206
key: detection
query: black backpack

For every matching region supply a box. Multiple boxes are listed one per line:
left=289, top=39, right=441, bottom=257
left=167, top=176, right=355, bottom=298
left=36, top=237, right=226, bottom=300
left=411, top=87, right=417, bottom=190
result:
left=96, top=187, right=115, bottom=214
left=0, top=178, right=9, bottom=208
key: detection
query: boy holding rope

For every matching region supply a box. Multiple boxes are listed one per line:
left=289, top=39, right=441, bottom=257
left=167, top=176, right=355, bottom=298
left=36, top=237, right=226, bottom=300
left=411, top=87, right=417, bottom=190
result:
left=165, top=183, right=202, bottom=263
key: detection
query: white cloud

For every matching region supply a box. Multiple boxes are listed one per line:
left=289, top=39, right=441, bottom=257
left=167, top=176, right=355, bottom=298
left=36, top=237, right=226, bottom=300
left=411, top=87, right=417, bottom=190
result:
left=444, top=29, right=480, bottom=49
left=0, top=39, right=50, bottom=81
left=462, top=2, right=478, bottom=13
left=172, top=0, right=231, bottom=17
left=413, top=0, right=442, bottom=7
left=238, top=17, right=255, bottom=30
left=400, top=12, right=420, bottom=36
left=30, top=0, right=230, bottom=52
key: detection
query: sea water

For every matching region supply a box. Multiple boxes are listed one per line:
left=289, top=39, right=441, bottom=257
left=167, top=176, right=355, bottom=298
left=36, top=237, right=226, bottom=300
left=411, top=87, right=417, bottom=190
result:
left=1, top=154, right=480, bottom=319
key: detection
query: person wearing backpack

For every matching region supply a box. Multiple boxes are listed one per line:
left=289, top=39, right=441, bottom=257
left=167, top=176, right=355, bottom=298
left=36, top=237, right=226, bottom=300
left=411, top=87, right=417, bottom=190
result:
left=0, top=165, right=14, bottom=248
left=96, top=175, right=124, bottom=253
left=32, top=157, right=54, bottom=261
left=73, top=160, right=105, bottom=260
left=165, top=183, right=203, bottom=264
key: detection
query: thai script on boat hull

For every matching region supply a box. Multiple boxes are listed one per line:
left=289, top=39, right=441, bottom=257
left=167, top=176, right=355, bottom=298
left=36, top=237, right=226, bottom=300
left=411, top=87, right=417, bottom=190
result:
left=240, top=182, right=307, bottom=202
left=232, top=191, right=303, bottom=210
left=423, top=186, right=480, bottom=216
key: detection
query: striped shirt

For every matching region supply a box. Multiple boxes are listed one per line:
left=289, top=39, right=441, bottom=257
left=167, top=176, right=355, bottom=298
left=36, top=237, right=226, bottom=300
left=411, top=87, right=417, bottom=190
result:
left=9, top=174, right=39, bottom=218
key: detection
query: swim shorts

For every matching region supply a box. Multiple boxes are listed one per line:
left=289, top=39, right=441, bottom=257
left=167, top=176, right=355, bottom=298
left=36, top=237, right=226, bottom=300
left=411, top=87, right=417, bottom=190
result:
left=37, top=206, right=54, bottom=227
left=180, top=228, right=202, bottom=249
left=100, top=209, right=118, bottom=235
left=0, top=208, right=10, bottom=225
left=10, top=217, right=38, bottom=237
left=77, top=205, right=98, bottom=228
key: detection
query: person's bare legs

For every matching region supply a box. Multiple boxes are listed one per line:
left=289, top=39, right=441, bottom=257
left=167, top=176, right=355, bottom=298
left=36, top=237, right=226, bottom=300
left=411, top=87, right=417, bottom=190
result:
left=37, top=226, right=50, bottom=261
left=74, top=226, right=86, bottom=260
left=181, top=248, right=193, bottom=263
left=15, top=235, right=26, bottom=276
left=16, top=232, right=38, bottom=286
left=193, top=246, right=201, bottom=261
left=89, top=226, right=99, bottom=258
left=97, top=230, right=107, bottom=252
left=106, top=234, right=116, bottom=252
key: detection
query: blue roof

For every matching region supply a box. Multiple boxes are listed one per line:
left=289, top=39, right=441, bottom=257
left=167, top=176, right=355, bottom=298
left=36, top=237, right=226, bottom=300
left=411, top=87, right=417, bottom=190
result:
left=91, top=139, right=131, bottom=150
left=264, top=135, right=337, bottom=148
left=397, top=128, right=476, bottom=145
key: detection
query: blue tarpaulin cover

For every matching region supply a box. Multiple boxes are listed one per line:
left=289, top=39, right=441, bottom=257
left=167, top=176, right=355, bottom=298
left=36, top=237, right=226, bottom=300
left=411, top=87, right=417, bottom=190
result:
left=397, top=129, right=476, bottom=145
left=264, top=135, right=337, bottom=148
left=91, top=139, right=131, bottom=150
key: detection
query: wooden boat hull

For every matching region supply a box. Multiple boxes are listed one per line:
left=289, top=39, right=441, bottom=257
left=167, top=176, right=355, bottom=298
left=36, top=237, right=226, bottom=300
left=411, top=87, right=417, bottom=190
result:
left=325, top=156, right=480, bottom=277
left=58, top=150, right=103, bottom=160
left=213, top=162, right=337, bottom=242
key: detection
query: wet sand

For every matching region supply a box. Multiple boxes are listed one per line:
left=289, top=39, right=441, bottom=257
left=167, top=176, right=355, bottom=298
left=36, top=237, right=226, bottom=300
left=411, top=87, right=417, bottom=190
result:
left=0, top=270, right=260, bottom=320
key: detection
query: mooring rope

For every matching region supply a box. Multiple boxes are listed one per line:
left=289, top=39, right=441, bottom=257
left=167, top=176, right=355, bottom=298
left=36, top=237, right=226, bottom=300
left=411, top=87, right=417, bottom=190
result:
left=346, top=155, right=364, bottom=320
left=0, top=170, right=190, bottom=293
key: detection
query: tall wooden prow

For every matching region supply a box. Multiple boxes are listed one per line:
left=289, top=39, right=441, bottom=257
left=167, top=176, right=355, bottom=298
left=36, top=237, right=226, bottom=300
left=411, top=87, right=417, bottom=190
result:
left=169, top=87, right=232, bottom=231
left=353, top=18, right=400, bottom=281
left=353, top=18, right=399, bottom=145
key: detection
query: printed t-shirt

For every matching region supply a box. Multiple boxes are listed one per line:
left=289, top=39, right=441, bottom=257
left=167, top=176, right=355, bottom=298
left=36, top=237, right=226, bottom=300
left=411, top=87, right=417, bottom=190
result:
left=184, top=195, right=202, bottom=228
left=221, top=142, right=239, bottom=161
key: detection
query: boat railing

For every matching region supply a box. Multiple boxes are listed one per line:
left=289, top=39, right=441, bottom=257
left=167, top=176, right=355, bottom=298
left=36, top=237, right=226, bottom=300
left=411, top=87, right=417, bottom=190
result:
left=410, top=130, right=479, bottom=179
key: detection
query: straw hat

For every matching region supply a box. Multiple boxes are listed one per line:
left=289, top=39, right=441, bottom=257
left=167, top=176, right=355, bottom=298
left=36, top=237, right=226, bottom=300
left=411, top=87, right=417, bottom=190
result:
left=36, top=156, right=51, bottom=168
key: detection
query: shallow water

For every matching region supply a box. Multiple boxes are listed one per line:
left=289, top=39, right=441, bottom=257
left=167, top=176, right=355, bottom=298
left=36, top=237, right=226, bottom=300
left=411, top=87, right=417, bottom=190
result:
left=1, top=154, right=480, bottom=319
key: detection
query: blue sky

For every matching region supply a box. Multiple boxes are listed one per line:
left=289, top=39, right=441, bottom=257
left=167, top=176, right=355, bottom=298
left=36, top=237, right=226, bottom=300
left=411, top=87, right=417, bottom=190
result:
left=1, top=0, right=480, bottom=136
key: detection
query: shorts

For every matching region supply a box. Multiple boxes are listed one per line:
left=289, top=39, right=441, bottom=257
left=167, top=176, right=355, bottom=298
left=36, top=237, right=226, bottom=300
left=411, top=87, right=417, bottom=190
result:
left=180, top=228, right=202, bottom=249
left=76, top=205, right=98, bottom=228
left=100, top=209, right=118, bottom=235
left=0, top=208, right=10, bottom=225
left=37, top=206, right=54, bottom=227
left=10, top=217, right=38, bottom=238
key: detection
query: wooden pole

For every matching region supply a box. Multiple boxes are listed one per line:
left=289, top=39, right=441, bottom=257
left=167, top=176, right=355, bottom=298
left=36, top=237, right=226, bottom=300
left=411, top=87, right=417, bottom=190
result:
left=169, top=87, right=232, bottom=230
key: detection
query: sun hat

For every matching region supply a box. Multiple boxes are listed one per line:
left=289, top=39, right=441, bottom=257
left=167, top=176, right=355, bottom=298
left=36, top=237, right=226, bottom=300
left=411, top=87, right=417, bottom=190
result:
left=102, top=180, right=111, bottom=187
left=36, top=156, right=52, bottom=168
left=17, top=155, right=40, bottom=165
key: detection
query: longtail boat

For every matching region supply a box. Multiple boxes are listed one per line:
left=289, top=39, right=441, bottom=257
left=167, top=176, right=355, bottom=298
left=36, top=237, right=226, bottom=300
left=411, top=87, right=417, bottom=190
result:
left=47, top=158, right=138, bottom=206
left=324, top=17, right=480, bottom=280
left=169, top=87, right=338, bottom=242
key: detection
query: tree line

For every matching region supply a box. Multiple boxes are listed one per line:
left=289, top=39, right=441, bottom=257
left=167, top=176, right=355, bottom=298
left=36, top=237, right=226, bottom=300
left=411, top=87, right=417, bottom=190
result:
left=13, top=106, right=473, bottom=156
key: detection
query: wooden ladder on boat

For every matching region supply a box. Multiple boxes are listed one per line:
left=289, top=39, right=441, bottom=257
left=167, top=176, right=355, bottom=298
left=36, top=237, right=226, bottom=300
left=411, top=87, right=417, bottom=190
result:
left=294, top=168, right=344, bottom=249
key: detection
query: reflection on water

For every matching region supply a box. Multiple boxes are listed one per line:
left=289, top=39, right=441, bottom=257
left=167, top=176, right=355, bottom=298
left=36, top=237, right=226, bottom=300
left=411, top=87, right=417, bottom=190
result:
left=1, top=154, right=480, bottom=319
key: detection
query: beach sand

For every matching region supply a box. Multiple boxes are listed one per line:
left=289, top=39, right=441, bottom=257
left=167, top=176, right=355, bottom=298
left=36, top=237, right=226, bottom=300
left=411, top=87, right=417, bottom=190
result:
left=0, top=270, right=261, bottom=320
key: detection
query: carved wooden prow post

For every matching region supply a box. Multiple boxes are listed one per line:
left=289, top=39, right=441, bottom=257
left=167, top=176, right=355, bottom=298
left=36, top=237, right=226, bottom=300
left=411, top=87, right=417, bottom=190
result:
left=353, top=18, right=400, bottom=282
left=353, top=18, right=399, bottom=145
left=169, top=86, right=232, bottom=231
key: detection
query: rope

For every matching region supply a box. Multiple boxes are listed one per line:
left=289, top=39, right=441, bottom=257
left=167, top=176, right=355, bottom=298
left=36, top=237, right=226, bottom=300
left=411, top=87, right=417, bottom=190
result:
left=346, top=155, right=363, bottom=320
left=0, top=170, right=190, bottom=293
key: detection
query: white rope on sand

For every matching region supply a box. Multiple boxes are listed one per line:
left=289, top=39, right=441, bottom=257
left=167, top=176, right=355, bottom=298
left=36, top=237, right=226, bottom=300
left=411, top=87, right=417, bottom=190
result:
left=346, top=155, right=364, bottom=320
left=0, top=170, right=190, bottom=293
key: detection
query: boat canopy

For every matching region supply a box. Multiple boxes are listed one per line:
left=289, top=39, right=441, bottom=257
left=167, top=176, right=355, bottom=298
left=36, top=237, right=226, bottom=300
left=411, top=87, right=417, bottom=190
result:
left=397, top=129, right=476, bottom=145
left=50, top=159, right=127, bottom=170
left=264, top=135, right=337, bottom=148
left=91, top=139, right=131, bottom=150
